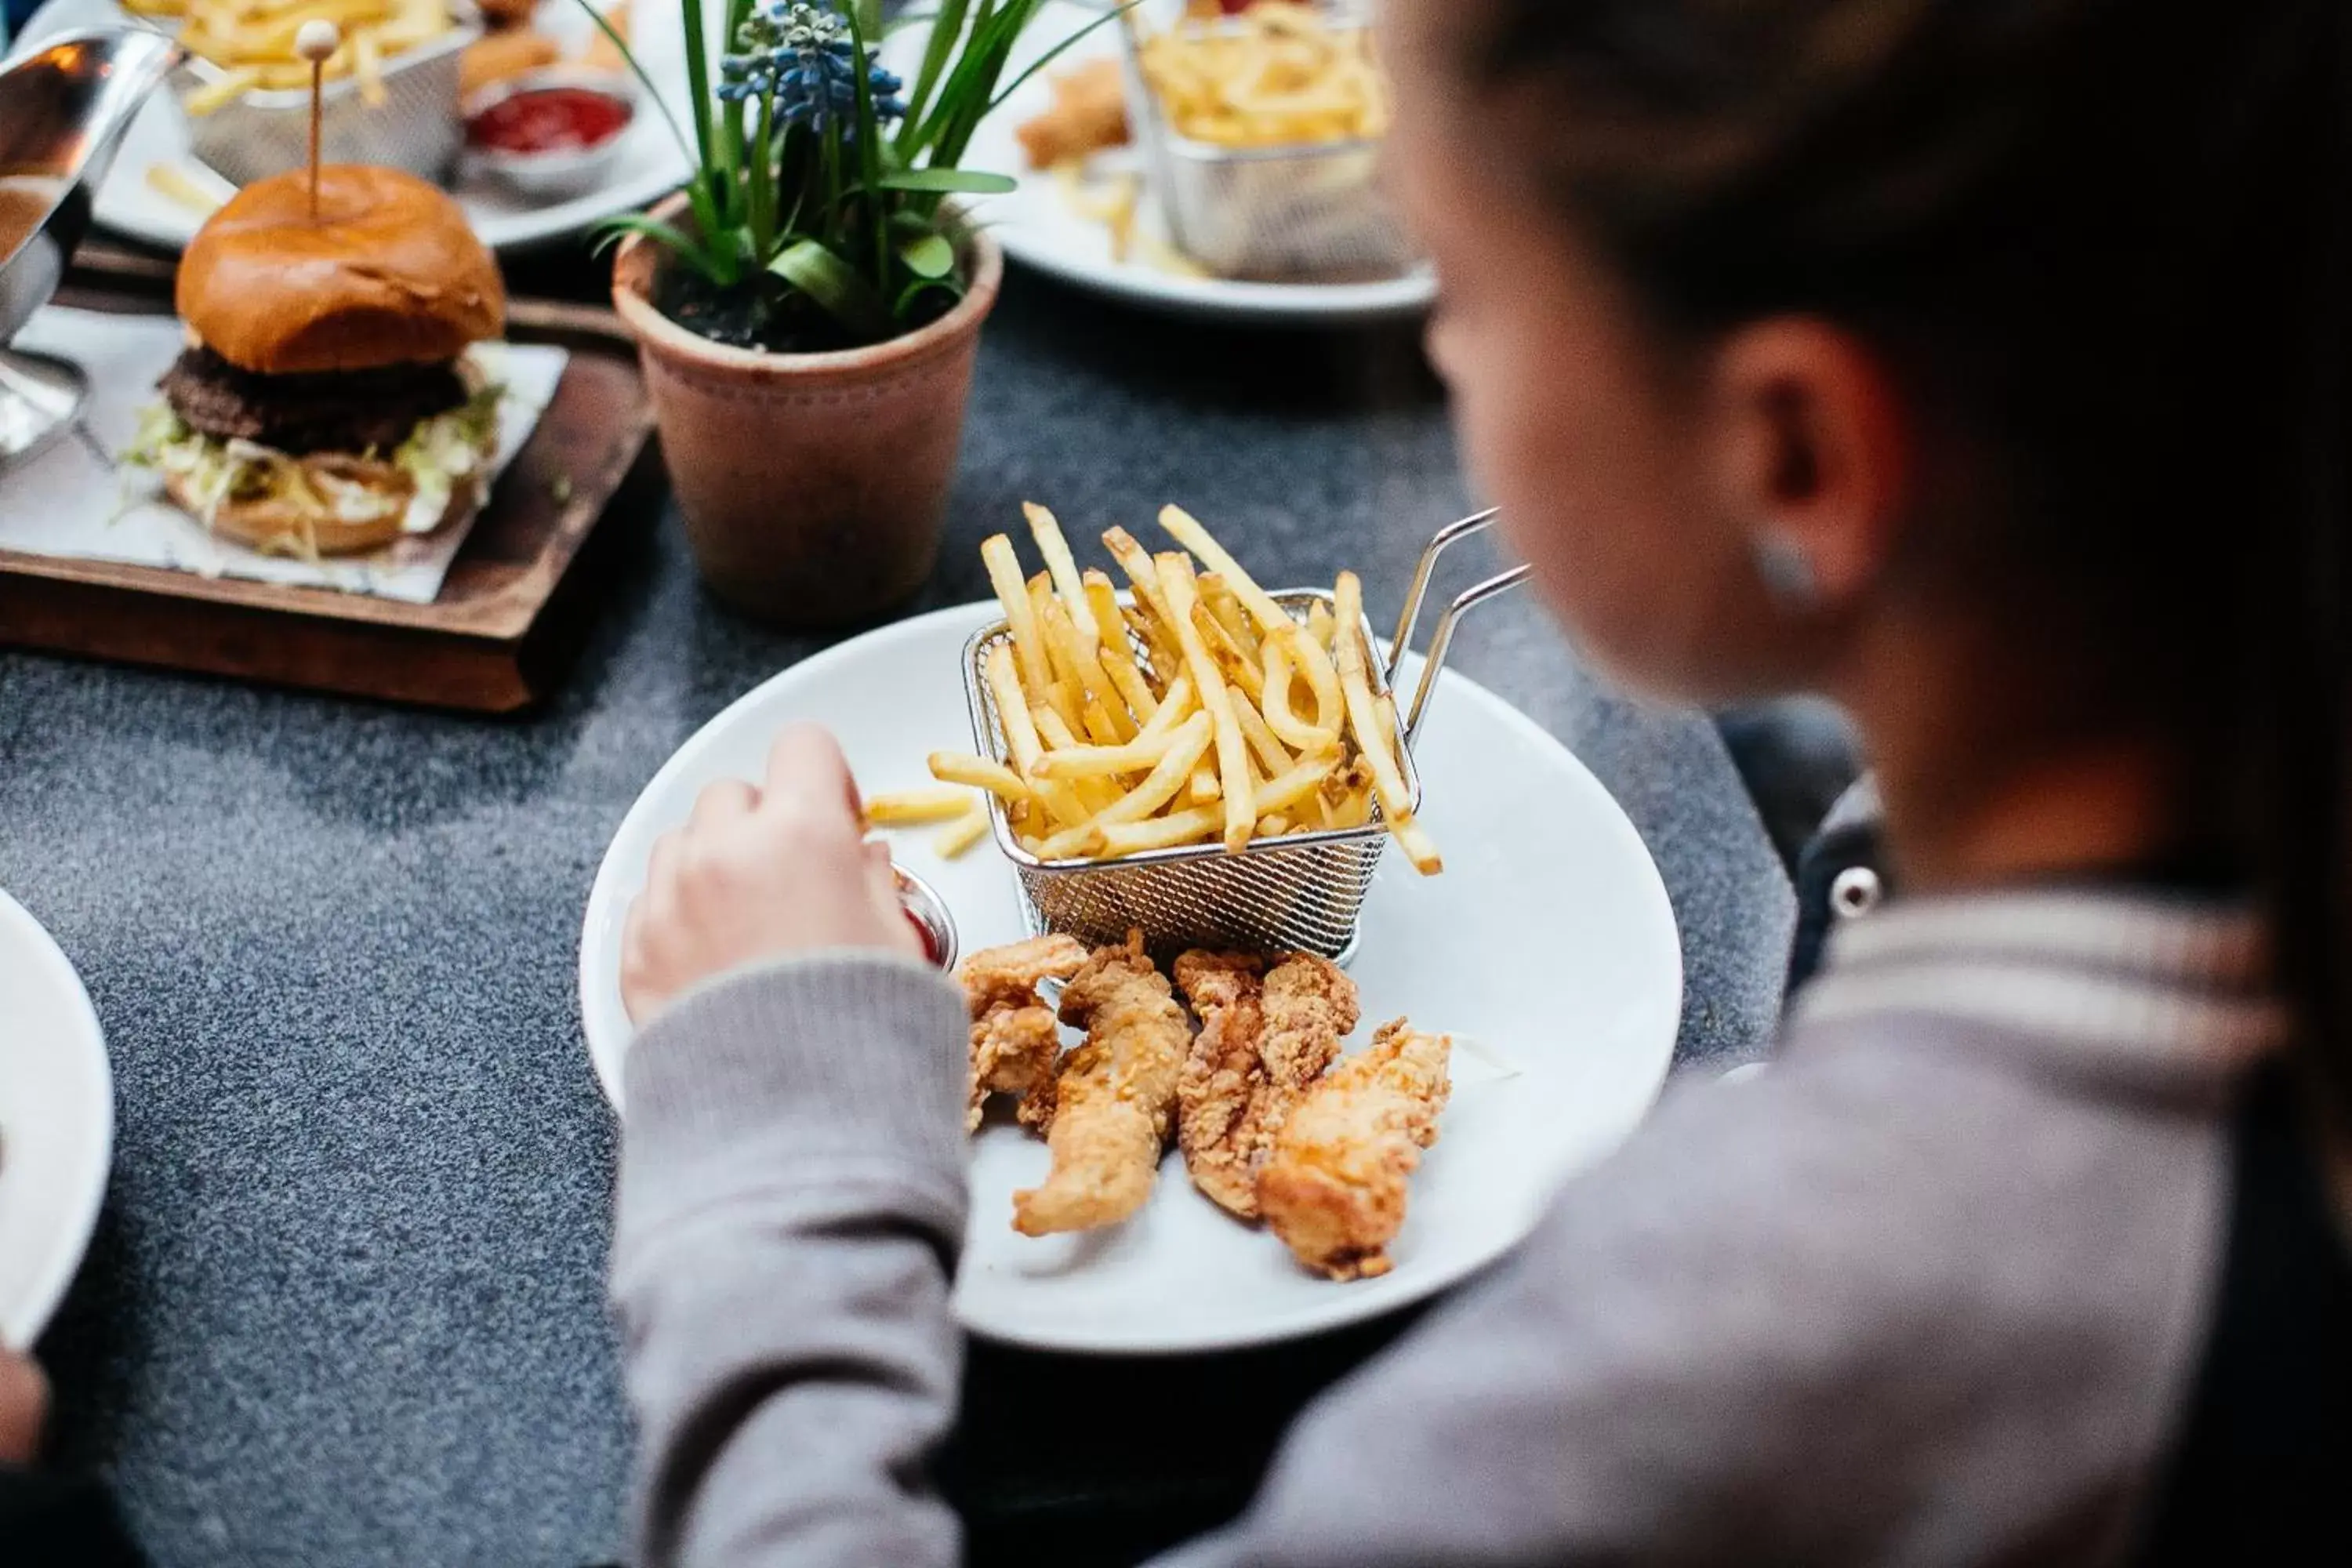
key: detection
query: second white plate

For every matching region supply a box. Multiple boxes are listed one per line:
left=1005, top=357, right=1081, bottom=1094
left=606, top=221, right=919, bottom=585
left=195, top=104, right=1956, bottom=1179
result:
left=0, top=887, right=113, bottom=1349
left=884, top=2, right=1438, bottom=325
left=42, top=0, right=695, bottom=253
left=579, top=602, right=1679, bottom=1353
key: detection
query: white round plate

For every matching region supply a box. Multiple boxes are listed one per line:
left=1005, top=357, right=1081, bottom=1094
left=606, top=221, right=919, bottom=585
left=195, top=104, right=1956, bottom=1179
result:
left=0, top=887, right=112, bottom=1349
left=25, top=0, right=695, bottom=253
left=885, top=2, right=1436, bottom=325
left=580, top=602, right=1680, bottom=1354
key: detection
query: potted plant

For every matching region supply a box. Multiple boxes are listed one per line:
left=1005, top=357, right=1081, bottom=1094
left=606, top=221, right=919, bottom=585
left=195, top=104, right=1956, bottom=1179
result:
left=589, top=0, right=1112, bottom=623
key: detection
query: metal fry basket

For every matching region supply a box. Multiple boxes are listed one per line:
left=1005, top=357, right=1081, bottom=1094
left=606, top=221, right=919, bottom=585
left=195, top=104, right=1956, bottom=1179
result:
left=1116, top=1, right=1418, bottom=281
left=961, top=511, right=1530, bottom=961
left=177, top=24, right=479, bottom=187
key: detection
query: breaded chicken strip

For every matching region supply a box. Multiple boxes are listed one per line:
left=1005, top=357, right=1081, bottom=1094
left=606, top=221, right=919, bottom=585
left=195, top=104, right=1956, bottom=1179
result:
left=1012, top=932, right=1192, bottom=1236
left=1175, top=952, right=1357, bottom=1219
left=1173, top=952, right=1266, bottom=1215
left=958, top=935, right=1087, bottom=1131
left=1257, top=1020, right=1452, bottom=1281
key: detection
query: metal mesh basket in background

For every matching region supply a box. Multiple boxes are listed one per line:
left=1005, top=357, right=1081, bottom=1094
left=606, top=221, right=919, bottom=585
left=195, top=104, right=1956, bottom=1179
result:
left=179, top=24, right=478, bottom=187
left=961, top=511, right=1529, bottom=962
left=1116, top=1, right=1418, bottom=281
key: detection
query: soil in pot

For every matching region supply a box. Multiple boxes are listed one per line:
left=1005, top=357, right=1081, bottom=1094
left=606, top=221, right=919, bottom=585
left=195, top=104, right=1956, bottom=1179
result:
left=658, top=268, right=960, bottom=356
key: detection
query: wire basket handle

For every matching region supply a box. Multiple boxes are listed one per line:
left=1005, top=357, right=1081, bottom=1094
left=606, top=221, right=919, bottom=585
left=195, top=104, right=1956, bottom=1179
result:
left=1384, top=509, right=1532, bottom=748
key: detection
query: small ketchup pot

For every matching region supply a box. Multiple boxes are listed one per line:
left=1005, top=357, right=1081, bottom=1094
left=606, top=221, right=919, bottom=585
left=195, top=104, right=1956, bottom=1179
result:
left=894, top=867, right=959, bottom=971
left=463, top=70, right=634, bottom=200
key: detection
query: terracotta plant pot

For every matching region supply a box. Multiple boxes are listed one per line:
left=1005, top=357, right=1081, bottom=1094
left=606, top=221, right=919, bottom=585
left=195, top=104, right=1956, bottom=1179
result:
left=612, top=195, right=1003, bottom=626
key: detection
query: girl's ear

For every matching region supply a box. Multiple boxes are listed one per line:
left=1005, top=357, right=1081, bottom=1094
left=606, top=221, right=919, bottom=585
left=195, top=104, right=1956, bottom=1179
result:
left=1704, top=318, right=1911, bottom=612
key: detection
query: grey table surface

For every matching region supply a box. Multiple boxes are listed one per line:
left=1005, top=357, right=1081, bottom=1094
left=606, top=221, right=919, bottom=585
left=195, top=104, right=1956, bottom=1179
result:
left=0, top=270, right=1793, bottom=1567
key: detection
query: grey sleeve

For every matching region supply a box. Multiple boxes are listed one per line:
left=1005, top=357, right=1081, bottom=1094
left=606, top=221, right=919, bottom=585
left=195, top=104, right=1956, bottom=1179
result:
left=1154, top=1032, right=2224, bottom=1568
left=615, top=965, right=2221, bottom=1568
left=610, top=952, right=971, bottom=1568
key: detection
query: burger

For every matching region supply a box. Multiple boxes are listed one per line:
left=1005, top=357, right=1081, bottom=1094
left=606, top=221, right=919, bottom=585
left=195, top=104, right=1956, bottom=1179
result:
left=132, top=165, right=506, bottom=558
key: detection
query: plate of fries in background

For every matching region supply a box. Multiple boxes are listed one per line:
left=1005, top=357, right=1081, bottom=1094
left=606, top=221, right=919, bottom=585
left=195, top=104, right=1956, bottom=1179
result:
left=16, top=0, right=695, bottom=252
left=886, top=0, right=1437, bottom=323
left=578, top=503, right=1681, bottom=1352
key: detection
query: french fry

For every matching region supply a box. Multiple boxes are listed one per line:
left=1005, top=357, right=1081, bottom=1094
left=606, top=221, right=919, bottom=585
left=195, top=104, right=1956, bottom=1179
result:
left=1042, top=596, right=1137, bottom=742
left=1335, top=571, right=1439, bottom=874
left=983, top=535, right=1056, bottom=700
left=935, top=804, right=992, bottom=859
left=1258, top=633, right=1340, bottom=753
left=1124, top=607, right=1183, bottom=687
left=1138, top=673, right=1197, bottom=739
left=1031, top=723, right=1196, bottom=780
left=1033, top=708, right=1121, bottom=814
left=1255, top=752, right=1339, bottom=818
left=1102, top=526, right=1178, bottom=628
left=1160, top=554, right=1255, bottom=850
left=987, top=644, right=1093, bottom=830
left=1193, top=601, right=1267, bottom=702
left=1308, top=601, right=1336, bottom=649
left=1085, top=570, right=1162, bottom=716
left=144, top=162, right=230, bottom=216
left=1391, top=816, right=1444, bottom=871
left=1032, top=820, right=1105, bottom=860
left=351, top=26, right=386, bottom=105
left=1091, top=711, right=1216, bottom=829
left=1099, top=806, right=1224, bottom=856
left=1189, top=763, right=1221, bottom=804
left=1200, top=574, right=1262, bottom=664
left=927, top=750, right=1033, bottom=804
left=866, top=786, right=978, bottom=827
left=1231, top=692, right=1296, bottom=779
left=1257, top=813, right=1290, bottom=837
left=1159, top=505, right=1344, bottom=746
left=1156, top=506, right=1291, bottom=634
left=1024, top=503, right=1100, bottom=644
left=182, top=66, right=263, bottom=116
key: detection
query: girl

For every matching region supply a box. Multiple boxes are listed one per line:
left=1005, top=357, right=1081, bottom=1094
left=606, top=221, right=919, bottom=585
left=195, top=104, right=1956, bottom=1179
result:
left=612, top=0, right=2351, bottom=1561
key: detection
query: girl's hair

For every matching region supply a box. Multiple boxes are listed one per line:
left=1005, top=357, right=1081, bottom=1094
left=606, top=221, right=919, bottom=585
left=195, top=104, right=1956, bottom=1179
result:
left=1457, top=0, right=2350, bottom=1116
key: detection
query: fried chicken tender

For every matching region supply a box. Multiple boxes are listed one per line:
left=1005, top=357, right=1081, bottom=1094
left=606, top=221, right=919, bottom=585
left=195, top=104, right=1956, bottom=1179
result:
left=1175, top=951, right=1356, bottom=1219
left=958, top=935, right=1087, bottom=1132
left=1257, top=1020, right=1452, bottom=1281
left=1014, top=58, right=1129, bottom=169
left=1012, top=932, right=1193, bottom=1236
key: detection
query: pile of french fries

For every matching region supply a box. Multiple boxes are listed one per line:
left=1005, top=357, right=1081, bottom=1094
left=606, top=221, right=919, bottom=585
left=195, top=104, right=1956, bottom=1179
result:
left=126, top=0, right=458, bottom=114
left=1138, top=2, right=1390, bottom=149
left=887, top=503, right=1439, bottom=876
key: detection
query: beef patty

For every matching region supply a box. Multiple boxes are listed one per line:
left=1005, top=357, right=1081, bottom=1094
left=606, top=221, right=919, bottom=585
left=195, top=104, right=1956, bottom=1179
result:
left=160, top=346, right=468, bottom=456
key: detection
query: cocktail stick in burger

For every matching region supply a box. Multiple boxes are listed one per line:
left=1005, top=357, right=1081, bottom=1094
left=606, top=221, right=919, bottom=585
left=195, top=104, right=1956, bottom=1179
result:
left=129, top=165, right=506, bottom=559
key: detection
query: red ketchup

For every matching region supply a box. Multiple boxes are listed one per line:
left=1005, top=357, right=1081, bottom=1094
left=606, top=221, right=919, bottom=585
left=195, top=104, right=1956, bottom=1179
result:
left=903, top=907, right=944, bottom=966
left=467, top=87, right=632, bottom=155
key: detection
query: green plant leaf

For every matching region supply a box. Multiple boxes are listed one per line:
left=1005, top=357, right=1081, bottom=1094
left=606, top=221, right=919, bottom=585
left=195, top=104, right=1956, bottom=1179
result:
left=897, top=232, right=956, bottom=278
left=897, top=0, right=970, bottom=157
left=771, top=238, right=895, bottom=339
left=842, top=0, right=892, bottom=295
left=985, top=0, right=1144, bottom=114
left=877, top=167, right=1018, bottom=194
left=593, top=213, right=727, bottom=284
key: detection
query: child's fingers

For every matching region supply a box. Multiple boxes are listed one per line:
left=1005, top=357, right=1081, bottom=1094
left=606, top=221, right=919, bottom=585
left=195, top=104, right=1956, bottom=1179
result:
left=762, top=722, right=862, bottom=826
left=0, top=1350, right=45, bottom=1464
left=689, top=778, right=759, bottom=830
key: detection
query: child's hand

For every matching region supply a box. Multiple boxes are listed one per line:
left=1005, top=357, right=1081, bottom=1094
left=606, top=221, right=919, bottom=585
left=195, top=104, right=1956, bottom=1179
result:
left=622, top=724, right=922, bottom=1025
left=0, top=1348, right=46, bottom=1463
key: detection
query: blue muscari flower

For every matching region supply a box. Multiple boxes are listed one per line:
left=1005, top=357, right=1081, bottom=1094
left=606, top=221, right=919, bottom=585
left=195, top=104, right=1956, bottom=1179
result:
left=722, top=2, right=905, bottom=134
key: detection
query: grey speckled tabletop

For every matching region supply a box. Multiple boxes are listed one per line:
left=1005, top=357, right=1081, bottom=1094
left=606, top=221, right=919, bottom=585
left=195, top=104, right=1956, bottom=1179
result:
left=0, top=270, right=1792, bottom=1567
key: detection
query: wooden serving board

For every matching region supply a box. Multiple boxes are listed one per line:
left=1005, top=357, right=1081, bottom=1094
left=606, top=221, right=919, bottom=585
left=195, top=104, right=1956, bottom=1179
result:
left=0, top=248, right=662, bottom=713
